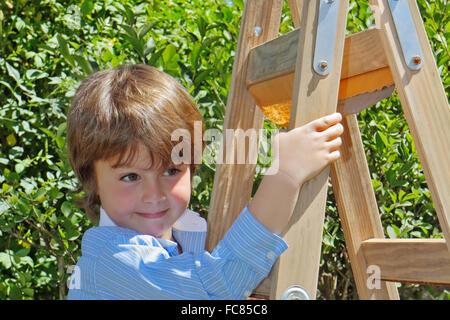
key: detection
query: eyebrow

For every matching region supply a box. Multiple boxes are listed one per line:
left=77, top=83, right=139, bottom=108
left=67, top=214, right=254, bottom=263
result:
left=110, top=160, right=179, bottom=171
left=111, top=163, right=154, bottom=171
left=109, top=157, right=155, bottom=171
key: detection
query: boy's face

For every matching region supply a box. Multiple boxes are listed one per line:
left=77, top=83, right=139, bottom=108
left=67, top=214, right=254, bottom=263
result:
left=94, top=144, right=191, bottom=240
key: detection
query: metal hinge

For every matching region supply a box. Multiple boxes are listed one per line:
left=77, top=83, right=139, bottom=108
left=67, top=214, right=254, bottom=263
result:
left=313, top=0, right=340, bottom=76
left=387, top=0, right=424, bottom=71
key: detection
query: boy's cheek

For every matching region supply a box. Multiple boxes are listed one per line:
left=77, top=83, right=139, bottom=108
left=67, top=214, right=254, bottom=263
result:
left=170, top=175, right=191, bottom=204
left=99, top=185, right=136, bottom=211
left=171, top=181, right=191, bottom=200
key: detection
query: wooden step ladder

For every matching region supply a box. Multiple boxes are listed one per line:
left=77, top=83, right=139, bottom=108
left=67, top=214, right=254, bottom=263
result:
left=205, top=0, right=450, bottom=299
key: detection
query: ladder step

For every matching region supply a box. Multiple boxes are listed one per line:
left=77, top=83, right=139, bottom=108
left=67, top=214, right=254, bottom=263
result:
left=361, top=239, right=450, bottom=285
left=247, top=28, right=394, bottom=126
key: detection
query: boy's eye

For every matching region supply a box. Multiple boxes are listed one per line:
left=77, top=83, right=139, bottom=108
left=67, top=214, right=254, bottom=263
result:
left=120, top=173, right=139, bottom=182
left=163, top=167, right=181, bottom=176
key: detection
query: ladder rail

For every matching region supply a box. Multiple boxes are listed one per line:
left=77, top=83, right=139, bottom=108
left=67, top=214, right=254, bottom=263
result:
left=205, top=0, right=284, bottom=252
left=369, top=0, right=450, bottom=253
left=266, top=0, right=350, bottom=300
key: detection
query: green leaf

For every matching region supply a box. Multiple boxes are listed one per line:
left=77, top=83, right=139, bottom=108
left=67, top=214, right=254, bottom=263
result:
left=6, top=134, right=16, bottom=146
left=49, top=187, right=64, bottom=199
left=386, top=225, right=398, bottom=239
left=73, top=55, right=94, bottom=75
left=192, top=175, right=201, bottom=189
left=8, top=283, right=22, bottom=299
left=388, top=190, right=397, bottom=203
left=0, top=80, right=22, bottom=104
left=33, top=188, right=47, bottom=202
left=25, top=69, right=48, bottom=80
left=5, top=62, right=21, bottom=84
left=138, top=23, right=154, bottom=40
left=144, top=37, right=156, bottom=56
left=123, top=5, right=135, bottom=25
left=148, top=48, right=163, bottom=66
left=194, top=69, right=211, bottom=86
left=15, top=17, right=26, bottom=32
left=57, top=35, right=75, bottom=66
left=2, top=183, right=12, bottom=193
left=323, top=234, right=334, bottom=247
left=374, top=132, right=388, bottom=152
left=80, top=0, right=94, bottom=16
left=55, top=136, right=65, bottom=149
left=122, top=34, right=144, bottom=57
left=0, top=252, right=12, bottom=269
left=190, top=43, right=202, bottom=69
left=162, top=44, right=177, bottom=63
left=65, top=227, right=81, bottom=241
left=15, top=163, right=25, bottom=174
left=121, top=24, right=138, bottom=39
left=61, top=201, right=72, bottom=217
left=15, top=248, right=30, bottom=258
left=196, top=17, right=208, bottom=38
left=162, top=44, right=180, bottom=74
left=22, top=288, right=34, bottom=298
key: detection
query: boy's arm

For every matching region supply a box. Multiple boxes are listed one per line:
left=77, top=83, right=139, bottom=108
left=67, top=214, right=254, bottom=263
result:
left=249, top=170, right=300, bottom=235
left=249, top=112, right=343, bottom=234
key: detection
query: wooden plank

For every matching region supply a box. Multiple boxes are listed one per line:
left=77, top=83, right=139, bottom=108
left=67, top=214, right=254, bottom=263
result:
left=205, top=0, right=283, bottom=252
left=338, top=67, right=393, bottom=100
left=362, top=239, right=450, bottom=285
left=251, top=1, right=304, bottom=298
left=247, top=67, right=394, bottom=126
left=247, top=28, right=394, bottom=123
left=287, top=0, right=302, bottom=27
left=330, top=114, right=399, bottom=299
left=248, top=27, right=389, bottom=83
left=369, top=0, right=450, bottom=253
left=265, top=0, right=350, bottom=300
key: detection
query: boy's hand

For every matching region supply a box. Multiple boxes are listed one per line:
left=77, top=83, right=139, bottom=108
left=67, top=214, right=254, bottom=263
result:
left=249, top=113, right=343, bottom=234
left=272, top=112, right=343, bottom=186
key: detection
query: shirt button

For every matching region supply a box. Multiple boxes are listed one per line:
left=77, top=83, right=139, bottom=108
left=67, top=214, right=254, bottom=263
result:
left=266, top=251, right=275, bottom=260
left=195, top=260, right=201, bottom=267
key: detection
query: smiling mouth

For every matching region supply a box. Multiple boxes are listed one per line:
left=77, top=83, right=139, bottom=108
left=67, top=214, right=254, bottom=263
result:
left=136, top=209, right=169, bottom=219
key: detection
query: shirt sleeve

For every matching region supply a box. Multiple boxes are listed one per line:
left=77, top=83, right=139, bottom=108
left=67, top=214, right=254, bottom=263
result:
left=94, top=206, right=288, bottom=300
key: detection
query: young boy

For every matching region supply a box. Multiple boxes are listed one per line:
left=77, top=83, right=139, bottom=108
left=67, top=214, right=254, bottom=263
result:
left=66, top=64, right=343, bottom=299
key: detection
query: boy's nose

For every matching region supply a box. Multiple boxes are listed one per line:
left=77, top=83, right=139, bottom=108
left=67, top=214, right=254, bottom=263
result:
left=141, top=178, right=166, bottom=204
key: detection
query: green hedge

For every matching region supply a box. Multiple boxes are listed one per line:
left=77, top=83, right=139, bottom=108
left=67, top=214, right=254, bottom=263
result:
left=0, top=0, right=448, bottom=299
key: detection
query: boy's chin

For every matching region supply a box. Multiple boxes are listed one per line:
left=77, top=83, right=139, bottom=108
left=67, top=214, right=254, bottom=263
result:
left=136, top=224, right=173, bottom=240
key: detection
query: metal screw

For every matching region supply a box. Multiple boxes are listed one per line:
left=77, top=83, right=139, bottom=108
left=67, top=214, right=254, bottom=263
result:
left=412, top=55, right=422, bottom=65
left=281, top=285, right=311, bottom=300
left=319, top=60, right=328, bottom=71
left=253, top=26, right=263, bottom=36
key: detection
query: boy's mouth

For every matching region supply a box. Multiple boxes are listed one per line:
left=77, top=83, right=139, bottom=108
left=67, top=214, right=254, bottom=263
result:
left=136, top=209, right=169, bottom=219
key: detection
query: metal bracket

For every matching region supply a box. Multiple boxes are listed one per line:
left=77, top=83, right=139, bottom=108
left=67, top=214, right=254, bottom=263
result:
left=387, top=0, right=424, bottom=71
left=313, top=0, right=340, bottom=76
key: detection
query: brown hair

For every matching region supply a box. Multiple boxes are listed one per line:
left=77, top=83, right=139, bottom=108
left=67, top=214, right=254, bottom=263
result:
left=66, top=64, right=204, bottom=223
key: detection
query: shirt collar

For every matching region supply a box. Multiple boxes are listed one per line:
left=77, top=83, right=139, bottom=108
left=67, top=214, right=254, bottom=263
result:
left=99, top=207, right=117, bottom=227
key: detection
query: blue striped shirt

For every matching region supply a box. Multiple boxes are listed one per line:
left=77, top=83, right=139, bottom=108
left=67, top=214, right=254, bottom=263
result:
left=67, top=206, right=288, bottom=300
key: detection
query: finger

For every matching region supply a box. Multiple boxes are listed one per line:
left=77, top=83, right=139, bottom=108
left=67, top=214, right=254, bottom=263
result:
left=327, top=150, right=341, bottom=162
left=321, top=122, right=344, bottom=141
left=326, top=136, right=342, bottom=151
left=313, top=112, right=342, bottom=131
